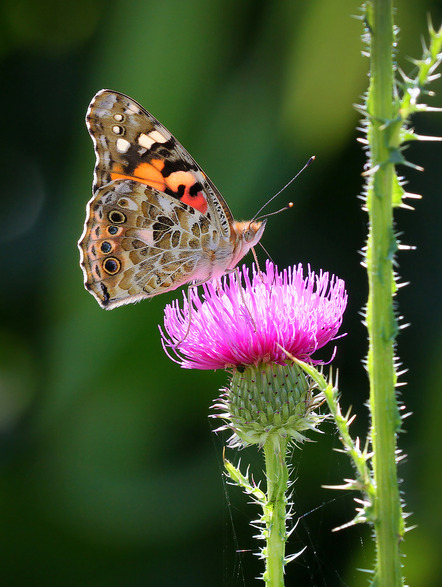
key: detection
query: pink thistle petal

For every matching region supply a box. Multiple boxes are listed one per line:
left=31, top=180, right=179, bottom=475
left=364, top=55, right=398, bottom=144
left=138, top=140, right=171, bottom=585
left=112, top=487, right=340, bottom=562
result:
left=160, top=261, right=348, bottom=370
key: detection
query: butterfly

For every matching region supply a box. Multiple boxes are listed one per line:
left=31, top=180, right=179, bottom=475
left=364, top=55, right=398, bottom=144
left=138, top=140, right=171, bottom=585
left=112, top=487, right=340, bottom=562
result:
left=78, top=90, right=266, bottom=309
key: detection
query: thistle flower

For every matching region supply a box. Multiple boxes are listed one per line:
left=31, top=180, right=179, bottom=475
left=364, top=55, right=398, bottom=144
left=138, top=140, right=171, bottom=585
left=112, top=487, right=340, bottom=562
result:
left=161, top=260, right=347, bottom=370
left=160, top=260, right=347, bottom=584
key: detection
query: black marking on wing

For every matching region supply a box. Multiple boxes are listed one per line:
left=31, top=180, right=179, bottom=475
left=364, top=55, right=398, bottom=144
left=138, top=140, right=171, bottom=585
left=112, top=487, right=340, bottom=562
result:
left=189, top=182, right=203, bottom=196
left=161, top=157, right=198, bottom=178
left=101, top=283, right=110, bottom=304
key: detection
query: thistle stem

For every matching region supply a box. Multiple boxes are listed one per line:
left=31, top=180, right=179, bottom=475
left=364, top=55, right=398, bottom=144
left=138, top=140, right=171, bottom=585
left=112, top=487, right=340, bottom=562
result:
left=365, top=1, right=404, bottom=584
left=262, top=436, right=289, bottom=586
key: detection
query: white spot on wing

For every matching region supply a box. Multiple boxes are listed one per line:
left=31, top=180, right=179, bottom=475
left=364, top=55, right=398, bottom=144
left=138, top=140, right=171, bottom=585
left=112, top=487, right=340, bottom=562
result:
left=138, top=130, right=169, bottom=150
left=149, top=130, right=168, bottom=143
left=126, top=104, right=140, bottom=115
left=138, top=133, right=155, bottom=150
left=116, top=138, right=130, bottom=153
left=156, top=194, right=175, bottom=215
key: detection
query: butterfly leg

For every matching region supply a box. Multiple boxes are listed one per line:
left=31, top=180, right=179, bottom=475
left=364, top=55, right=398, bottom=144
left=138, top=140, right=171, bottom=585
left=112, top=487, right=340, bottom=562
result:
left=251, top=246, right=263, bottom=279
left=173, top=283, right=198, bottom=347
left=175, top=265, right=258, bottom=348
left=234, top=266, right=257, bottom=333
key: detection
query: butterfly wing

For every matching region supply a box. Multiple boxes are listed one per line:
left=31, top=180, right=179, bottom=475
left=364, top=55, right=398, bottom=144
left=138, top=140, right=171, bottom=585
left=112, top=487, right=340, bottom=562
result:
left=79, top=179, right=221, bottom=309
left=79, top=90, right=266, bottom=309
left=85, top=89, right=234, bottom=238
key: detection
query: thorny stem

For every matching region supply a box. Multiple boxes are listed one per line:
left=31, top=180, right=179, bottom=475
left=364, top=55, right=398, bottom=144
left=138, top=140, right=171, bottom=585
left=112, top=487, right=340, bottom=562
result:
left=365, top=1, right=404, bottom=584
left=262, top=436, right=289, bottom=586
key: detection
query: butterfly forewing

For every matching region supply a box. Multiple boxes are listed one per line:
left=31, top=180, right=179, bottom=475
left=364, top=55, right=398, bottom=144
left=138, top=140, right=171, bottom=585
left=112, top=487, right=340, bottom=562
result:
left=86, top=90, right=234, bottom=235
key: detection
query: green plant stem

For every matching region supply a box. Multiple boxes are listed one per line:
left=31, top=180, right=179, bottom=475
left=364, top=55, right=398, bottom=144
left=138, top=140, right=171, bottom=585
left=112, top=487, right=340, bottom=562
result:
left=365, top=1, right=404, bottom=584
left=262, top=436, right=289, bottom=586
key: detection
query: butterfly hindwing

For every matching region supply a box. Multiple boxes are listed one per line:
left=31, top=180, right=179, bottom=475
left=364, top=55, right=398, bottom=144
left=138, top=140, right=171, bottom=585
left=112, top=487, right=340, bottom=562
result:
left=80, top=180, right=220, bottom=308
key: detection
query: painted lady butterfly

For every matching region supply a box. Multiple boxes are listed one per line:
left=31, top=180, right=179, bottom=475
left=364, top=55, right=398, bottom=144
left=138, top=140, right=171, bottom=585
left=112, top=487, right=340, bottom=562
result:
left=78, top=90, right=266, bottom=309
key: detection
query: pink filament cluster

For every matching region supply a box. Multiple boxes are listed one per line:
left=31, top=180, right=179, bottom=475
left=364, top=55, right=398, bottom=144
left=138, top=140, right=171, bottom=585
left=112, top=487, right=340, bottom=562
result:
left=161, top=261, right=347, bottom=370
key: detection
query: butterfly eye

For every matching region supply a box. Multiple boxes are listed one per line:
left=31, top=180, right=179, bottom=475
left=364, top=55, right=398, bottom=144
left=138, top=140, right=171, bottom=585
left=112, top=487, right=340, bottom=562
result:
left=244, top=227, right=255, bottom=243
left=102, top=257, right=121, bottom=275
left=108, top=210, right=126, bottom=224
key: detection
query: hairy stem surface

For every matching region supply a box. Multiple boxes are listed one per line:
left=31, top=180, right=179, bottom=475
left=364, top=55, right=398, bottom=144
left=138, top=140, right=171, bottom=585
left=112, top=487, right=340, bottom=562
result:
left=365, top=1, right=404, bottom=584
left=262, top=437, right=289, bottom=586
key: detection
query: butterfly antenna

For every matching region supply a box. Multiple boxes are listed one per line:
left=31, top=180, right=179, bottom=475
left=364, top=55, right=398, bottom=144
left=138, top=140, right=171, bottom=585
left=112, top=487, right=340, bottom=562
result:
left=250, top=156, right=315, bottom=222
left=253, top=202, right=294, bottom=223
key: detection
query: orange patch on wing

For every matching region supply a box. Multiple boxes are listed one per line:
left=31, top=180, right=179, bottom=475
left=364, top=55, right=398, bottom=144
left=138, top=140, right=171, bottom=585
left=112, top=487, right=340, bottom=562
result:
left=165, top=170, right=208, bottom=214
left=150, top=159, right=165, bottom=171
left=166, top=170, right=193, bottom=192
left=180, top=191, right=208, bottom=214
left=133, top=162, right=165, bottom=184
left=111, top=161, right=166, bottom=191
left=110, top=162, right=208, bottom=214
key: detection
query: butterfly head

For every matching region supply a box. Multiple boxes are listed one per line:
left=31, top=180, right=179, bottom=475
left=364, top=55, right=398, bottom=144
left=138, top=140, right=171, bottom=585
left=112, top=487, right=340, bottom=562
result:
left=229, top=219, right=267, bottom=269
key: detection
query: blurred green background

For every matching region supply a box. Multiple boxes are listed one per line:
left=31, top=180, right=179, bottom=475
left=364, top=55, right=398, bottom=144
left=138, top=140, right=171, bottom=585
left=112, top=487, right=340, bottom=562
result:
left=1, top=0, right=441, bottom=585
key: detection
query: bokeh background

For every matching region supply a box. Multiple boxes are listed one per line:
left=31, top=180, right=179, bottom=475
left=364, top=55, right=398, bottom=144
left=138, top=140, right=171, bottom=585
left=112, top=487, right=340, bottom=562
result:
left=1, top=0, right=441, bottom=585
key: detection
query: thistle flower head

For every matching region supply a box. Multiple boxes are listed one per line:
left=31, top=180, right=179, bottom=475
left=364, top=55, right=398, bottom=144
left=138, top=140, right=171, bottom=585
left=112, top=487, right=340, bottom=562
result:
left=161, top=261, right=347, bottom=370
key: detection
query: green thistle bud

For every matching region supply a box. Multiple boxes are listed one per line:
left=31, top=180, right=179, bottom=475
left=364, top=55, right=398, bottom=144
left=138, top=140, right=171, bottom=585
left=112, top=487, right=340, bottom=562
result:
left=213, top=362, right=326, bottom=448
